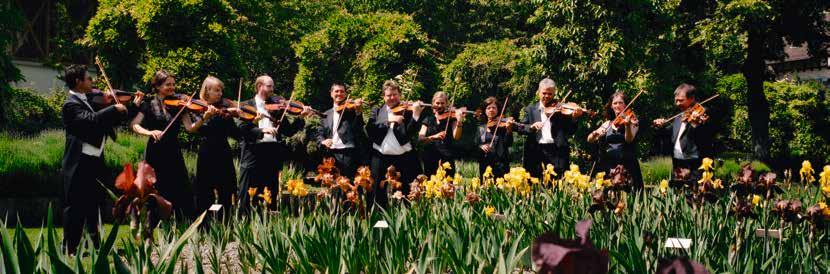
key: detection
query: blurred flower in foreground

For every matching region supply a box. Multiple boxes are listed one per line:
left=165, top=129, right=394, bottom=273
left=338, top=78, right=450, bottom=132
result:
left=532, top=219, right=609, bottom=274
left=800, top=160, right=815, bottom=184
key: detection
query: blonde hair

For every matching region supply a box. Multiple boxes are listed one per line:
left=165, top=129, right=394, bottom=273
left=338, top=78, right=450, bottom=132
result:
left=432, top=91, right=448, bottom=102
left=199, top=76, right=224, bottom=100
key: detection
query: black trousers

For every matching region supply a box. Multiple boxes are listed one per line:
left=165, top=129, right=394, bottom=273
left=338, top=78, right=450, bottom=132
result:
left=368, top=150, right=421, bottom=208
left=323, top=147, right=360, bottom=178
left=524, top=144, right=569, bottom=179
left=238, top=142, right=284, bottom=208
left=63, top=154, right=107, bottom=254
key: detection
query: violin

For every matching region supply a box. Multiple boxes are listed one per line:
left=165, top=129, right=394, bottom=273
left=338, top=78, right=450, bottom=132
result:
left=163, top=94, right=210, bottom=112
left=434, top=107, right=480, bottom=121
left=390, top=101, right=433, bottom=115
left=612, top=109, right=638, bottom=128
left=334, top=99, right=363, bottom=112
left=545, top=101, right=597, bottom=117
left=655, top=94, right=719, bottom=127
left=87, top=89, right=143, bottom=106
left=263, top=97, right=325, bottom=118
left=486, top=117, right=528, bottom=130
left=682, top=103, right=709, bottom=125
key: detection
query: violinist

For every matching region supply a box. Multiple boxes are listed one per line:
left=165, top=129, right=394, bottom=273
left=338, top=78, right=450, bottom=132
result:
left=475, top=97, right=514, bottom=179
left=181, top=76, right=240, bottom=213
left=130, top=70, right=194, bottom=218
left=366, top=80, right=425, bottom=208
left=61, top=64, right=130, bottom=254
left=418, top=92, right=465, bottom=176
left=587, top=91, right=643, bottom=189
left=651, top=83, right=714, bottom=181
left=237, top=75, right=313, bottom=208
left=518, top=78, right=582, bottom=179
left=317, top=82, right=367, bottom=178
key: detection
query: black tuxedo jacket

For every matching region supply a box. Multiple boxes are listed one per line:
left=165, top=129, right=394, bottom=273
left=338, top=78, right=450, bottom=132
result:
left=365, top=105, right=423, bottom=148
left=61, top=93, right=124, bottom=194
left=317, top=107, right=367, bottom=149
left=517, top=102, right=577, bottom=152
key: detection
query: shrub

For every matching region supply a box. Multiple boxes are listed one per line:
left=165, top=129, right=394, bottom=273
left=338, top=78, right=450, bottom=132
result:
left=0, top=88, right=61, bottom=134
left=293, top=11, right=440, bottom=109
left=717, top=74, right=830, bottom=166
left=440, top=40, right=542, bottom=115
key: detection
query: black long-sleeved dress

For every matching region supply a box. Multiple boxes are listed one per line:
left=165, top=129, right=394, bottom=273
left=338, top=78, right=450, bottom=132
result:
left=597, top=122, right=643, bottom=190
left=138, top=96, right=193, bottom=217
left=475, top=123, right=514, bottom=179
left=421, top=115, right=458, bottom=176
left=192, top=112, right=240, bottom=212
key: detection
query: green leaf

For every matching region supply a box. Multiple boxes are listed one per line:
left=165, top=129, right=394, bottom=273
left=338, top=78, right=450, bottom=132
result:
left=160, top=211, right=207, bottom=274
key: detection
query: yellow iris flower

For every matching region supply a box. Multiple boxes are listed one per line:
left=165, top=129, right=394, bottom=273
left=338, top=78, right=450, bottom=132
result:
left=659, top=179, right=668, bottom=195
left=484, top=206, right=495, bottom=217
left=800, top=160, right=815, bottom=183
left=698, top=157, right=714, bottom=171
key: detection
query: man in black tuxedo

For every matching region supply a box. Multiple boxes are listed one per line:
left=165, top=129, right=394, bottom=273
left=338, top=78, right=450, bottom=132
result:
left=237, top=75, right=312, bottom=207
left=518, top=78, right=583, bottom=178
left=318, top=82, right=367, bottom=178
left=652, top=83, right=714, bottom=179
left=61, top=64, right=129, bottom=254
left=365, top=80, right=425, bottom=207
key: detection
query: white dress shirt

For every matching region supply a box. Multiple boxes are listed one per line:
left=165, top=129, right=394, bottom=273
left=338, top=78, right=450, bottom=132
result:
left=255, top=96, right=277, bottom=143
left=69, top=90, right=105, bottom=157
left=673, top=121, right=687, bottom=159
left=538, top=102, right=554, bottom=144
left=330, top=105, right=351, bottom=149
left=373, top=105, right=412, bottom=155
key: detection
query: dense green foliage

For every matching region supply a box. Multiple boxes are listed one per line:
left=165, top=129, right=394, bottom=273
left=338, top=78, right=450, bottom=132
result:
left=293, top=12, right=440, bottom=107
left=0, top=88, right=61, bottom=135
left=718, top=74, right=830, bottom=165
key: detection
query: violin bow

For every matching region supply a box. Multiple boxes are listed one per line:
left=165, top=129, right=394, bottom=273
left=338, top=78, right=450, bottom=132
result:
left=601, top=88, right=647, bottom=131
left=542, top=89, right=573, bottom=124
left=664, top=94, right=720, bottom=122
left=274, top=90, right=296, bottom=133
left=94, top=56, right=121, bottom=103
left=236, top=78, right=244, bottom=170
left=488, top=96, right=510, bottom=148
left=443, top=95, right=456, bottom=134
left=157, top=88, right=199, bottom=141
left=334, top=94, right=351, bottom=129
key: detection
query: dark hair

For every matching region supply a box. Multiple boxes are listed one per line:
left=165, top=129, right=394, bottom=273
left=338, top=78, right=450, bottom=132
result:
left=480, top=96, right=500, bottom=121
left=63, top=65, right=88, bottom=89
left=150, top=70, right=174, bottom=93
left=330, top=82, right=348, bottom=92
left=674, top=83, right=696, bottom=99
left=605, top=91, right=627, bottom=119
left=382, top=80, right=399, bottom=93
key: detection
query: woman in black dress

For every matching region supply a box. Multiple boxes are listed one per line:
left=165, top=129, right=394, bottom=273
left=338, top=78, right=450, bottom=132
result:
left=587, top=91, right=643, bottom=190
left=182, top=76, right=239, bottom=213
left=475, top=97, right=515, bottom=179
left=419, top=91, right=464, bottom=176
left=130, top=70, right=194, bottom=218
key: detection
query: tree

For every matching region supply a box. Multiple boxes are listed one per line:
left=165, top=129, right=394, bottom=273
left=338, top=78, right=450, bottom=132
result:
left=292, top=12, right=440, bottom=109
left=693, top=0, right=830, bottom=164
left=440, top=40, right=542, bottom=115
left=0, top=0, right=24, bottom=130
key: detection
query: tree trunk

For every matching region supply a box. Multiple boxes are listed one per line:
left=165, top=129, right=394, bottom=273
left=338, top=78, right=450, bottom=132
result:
left=742, top=27, right=771, bottom=165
